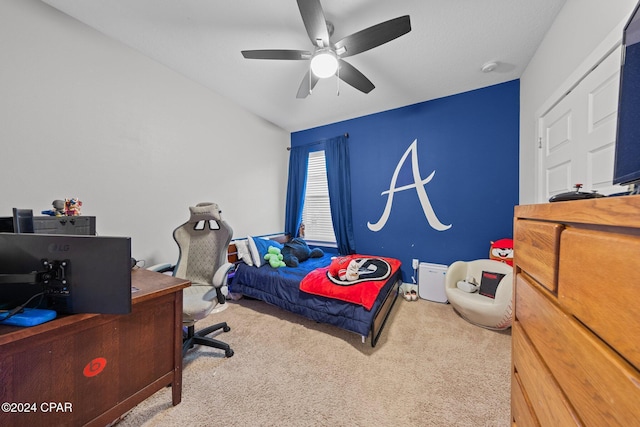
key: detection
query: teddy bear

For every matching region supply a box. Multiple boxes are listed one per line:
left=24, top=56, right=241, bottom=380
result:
left=281, top=237, right=324, bottom=267
left=264, top=246, right=286, bottom=268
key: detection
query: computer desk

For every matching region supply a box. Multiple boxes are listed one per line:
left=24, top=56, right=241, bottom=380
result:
left=0, top=269, right=190, bottom=427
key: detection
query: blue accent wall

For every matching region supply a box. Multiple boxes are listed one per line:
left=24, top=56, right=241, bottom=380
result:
left=291, top=80, right=519, bottom=282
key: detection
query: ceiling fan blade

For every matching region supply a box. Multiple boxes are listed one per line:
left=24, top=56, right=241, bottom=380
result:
left=296, top=70, right=320, bottom=98
left=242, top=50, right=312, bottom=60
left=337, top=59, right=374, bottom=94
left=297, top=0, right=329, bottom=47
left=334, top=15, right=411, bottom=58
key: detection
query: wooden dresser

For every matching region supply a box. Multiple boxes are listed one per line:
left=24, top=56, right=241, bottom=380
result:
left=511, top=195, right=640, bottom=426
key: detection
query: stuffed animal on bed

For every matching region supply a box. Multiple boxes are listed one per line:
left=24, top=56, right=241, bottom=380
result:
left=264, top=246, right=286, bottom=268
left=281, top=237, right=324, bottom=267
left=328, top=256, right=363, bottom=282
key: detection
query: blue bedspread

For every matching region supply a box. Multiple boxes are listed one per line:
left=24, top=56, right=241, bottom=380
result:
left=230, top=253, right=399, bottom=337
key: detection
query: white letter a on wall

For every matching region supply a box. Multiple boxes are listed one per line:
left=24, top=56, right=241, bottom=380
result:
left=367, top=139, right=452, bottom=232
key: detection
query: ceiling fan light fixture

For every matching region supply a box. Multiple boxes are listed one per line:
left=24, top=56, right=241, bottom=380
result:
left=310, top=50, right=338, bottom=78
left=241, top=2, right=412, bottom=98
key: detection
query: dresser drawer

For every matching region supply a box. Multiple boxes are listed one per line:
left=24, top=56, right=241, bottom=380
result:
left=558, top=228, right=640, bottom=371
left=511, top=371, right=538, bottom=427
left=516, top=274, right=640, bottom=426
left=512, top=320, right=579, bottom=426
left=514, top=220, right=562, bottom=292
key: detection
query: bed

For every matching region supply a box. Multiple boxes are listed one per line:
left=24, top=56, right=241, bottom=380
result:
left=228, top=239, right=401, bottom=347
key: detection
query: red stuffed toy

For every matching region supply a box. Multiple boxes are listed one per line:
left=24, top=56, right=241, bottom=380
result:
left=490, top=238, right=514, bottom=266
left=328, top=256, right=362, bottom=282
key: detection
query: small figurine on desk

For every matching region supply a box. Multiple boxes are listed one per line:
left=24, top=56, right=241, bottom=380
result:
left=41, top=199, right=66, bottom=216
left=64, top=198, right=82, bottom=216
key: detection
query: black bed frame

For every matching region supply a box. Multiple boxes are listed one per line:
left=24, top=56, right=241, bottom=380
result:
left=368, top=271, right=401, bottom=347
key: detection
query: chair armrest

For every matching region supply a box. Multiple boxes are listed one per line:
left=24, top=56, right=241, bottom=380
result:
left=494, top=272, right=514, bottom=301
left=444, top=261, right=468, bottom=289
left=212, top=262, right=234, bottom=287
left=212, top=262, right=235, bottom=304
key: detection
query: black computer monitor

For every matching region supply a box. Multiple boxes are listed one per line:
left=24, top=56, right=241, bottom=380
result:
left=0, top=233, right=132, bottom=315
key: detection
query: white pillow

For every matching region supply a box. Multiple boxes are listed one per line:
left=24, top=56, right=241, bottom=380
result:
left=247, top=236, right=263, bottom=267
left=234, top=240, right=253, bottom=266
left=247, top=236, right=283, bottom=268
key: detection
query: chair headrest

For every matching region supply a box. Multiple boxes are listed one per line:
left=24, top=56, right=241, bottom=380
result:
left=189, top=202, right=222, bottom=222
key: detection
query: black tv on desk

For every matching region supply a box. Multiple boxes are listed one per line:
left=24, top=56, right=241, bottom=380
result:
left=0, top=233, right=132, bottom=315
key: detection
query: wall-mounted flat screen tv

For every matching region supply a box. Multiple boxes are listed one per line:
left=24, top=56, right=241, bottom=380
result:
left=614, top=1, right=640, bottom=190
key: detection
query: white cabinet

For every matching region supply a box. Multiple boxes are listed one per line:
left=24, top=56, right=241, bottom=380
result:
left=418, top=262, right=448, bottom=303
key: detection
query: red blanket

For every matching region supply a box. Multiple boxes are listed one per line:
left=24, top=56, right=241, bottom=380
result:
left=299, top=255, right=401, bottom=310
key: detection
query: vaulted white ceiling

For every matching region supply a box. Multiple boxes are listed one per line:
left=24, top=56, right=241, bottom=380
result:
left=41, top=0, right=566, bottom=132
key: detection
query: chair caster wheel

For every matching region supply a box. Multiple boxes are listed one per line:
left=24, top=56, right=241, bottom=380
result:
left=225, top=349, right=234, bottom=358
left=223, top=325, right=231, bottom=332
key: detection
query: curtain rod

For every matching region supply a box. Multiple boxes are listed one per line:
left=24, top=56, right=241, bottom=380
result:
left=287, top=133, right=349, bottom=151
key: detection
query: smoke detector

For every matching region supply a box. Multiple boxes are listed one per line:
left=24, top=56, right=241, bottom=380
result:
left=481, top=61, right=498, bottom=73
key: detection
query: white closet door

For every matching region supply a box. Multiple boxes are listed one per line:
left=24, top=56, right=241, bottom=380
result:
left=537, top=46, right=627, bottom=201
left=538, top=86, right=577, bottom=199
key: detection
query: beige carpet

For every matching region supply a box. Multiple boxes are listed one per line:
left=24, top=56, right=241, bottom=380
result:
left=116, top=296, right=511, bottom=427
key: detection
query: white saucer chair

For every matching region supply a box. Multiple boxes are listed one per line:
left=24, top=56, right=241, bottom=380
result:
left=444, top=259, right=513, bottom=330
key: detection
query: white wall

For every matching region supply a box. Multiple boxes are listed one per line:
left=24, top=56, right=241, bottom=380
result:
left=0, top=0, right=290, bottom=264
left=519, top=0, right=638, bottom=204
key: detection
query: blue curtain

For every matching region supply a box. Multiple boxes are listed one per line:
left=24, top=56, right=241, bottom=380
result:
left=284, top=145, right=310, bottom=238
left=325, top=135, right=356, bottom=254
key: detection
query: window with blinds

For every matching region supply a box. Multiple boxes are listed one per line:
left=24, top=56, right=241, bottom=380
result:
left=302, top=150, right=336, bottom=244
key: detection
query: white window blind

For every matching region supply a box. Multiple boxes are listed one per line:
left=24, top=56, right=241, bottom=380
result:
left=302, top=150, right=336, bottom=244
